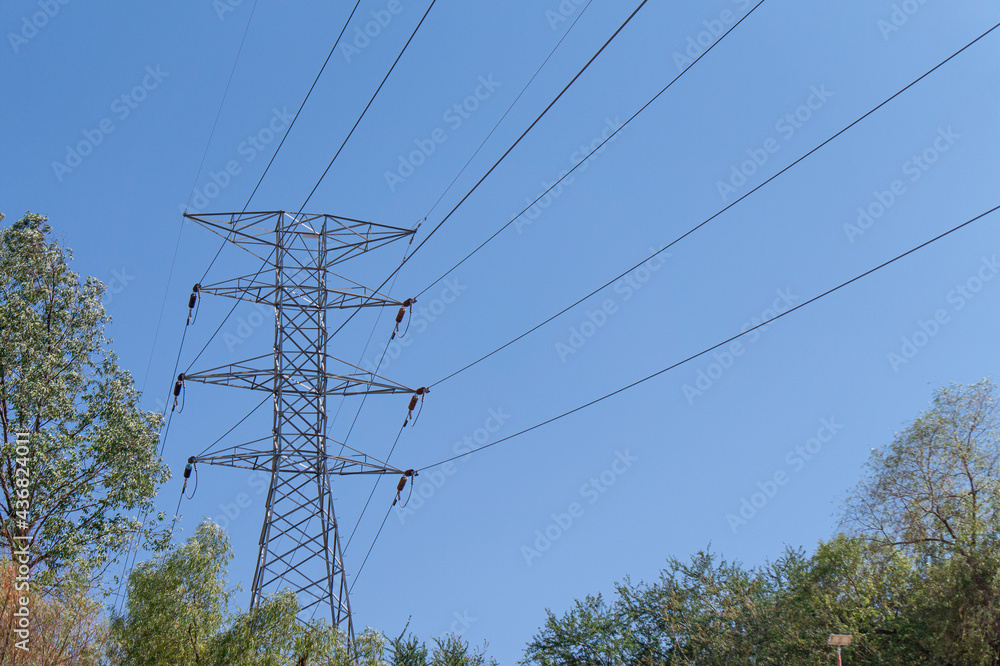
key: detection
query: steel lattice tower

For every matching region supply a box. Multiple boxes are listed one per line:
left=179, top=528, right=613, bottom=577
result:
left=181, top=211, right=420, bottom=645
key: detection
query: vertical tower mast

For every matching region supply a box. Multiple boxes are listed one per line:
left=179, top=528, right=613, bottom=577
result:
left=181, top=211, right=420, bottom=645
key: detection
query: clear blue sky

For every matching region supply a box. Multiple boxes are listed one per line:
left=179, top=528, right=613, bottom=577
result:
left=3, top=0, right=1000, bottom=661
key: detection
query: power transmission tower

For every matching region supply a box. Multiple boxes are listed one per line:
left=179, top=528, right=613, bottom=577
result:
left=180, top=210, right=420, bottom=647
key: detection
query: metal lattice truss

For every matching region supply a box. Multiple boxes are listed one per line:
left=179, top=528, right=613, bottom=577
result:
left=182, top=211, right=419, bottom=643
left=184, top=210, right=415, bottom=266
left=199, top=271, right=404, bottom=309
left=194, top=435, right=406, bottom=476
left=184, top=353, right=414, bottom=396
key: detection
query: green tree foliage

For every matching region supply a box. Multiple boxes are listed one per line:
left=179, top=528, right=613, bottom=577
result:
left=388, top=629, right=497, bottom=666
left=111, top=520, right=500, bottom=665
left=0, top=212, right=169, bottom=585
left=522, top=549, right=808, bottom=665
left=208, top=590, right=387, bottom=666
left=109, top=521, right=233, bottom=665
left=842, top=379, right=1000, bottom=663
left=525, top=380, right=1000, bottom=664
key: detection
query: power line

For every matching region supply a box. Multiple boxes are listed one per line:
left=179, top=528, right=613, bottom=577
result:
left=414, top=0, right=765, bottom=301
left=296, top=0, right=439, bottom=215
left=348, top=501, right=394, bottom=596
left=196, top=394, right=271, bottom=458
left=114, top=307, right=196, bottom=614
left=324, top=0, right=654, bottom=346
left=185, top=0, right=261, bottom=213
left=197, top=0, right=366, bottom=284
left=184, top=1, right=439, bottom=370
left=426, top=17, right=999, bottom=388
left=138, top=221, right=184, bottom=396
left=396, top=0, right=651, bottom=277
left=141, top=0, right=260, bottom=395
left=417, top=202, right=1000, bottom=472
left=344, top=423, right=406, bottom=555
left=331, top=6, right=600, bottom=555
left=419, top=0, right=596, bottom=221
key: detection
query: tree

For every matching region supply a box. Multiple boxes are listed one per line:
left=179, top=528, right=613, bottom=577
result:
left=109, top=521, right=233, bottom=665
left=109, top=519, right=388, bottom=665
left=1, top=557, right=109, bottom=665
left=387, top=628, right=497, bottom=666
left=0, top=212, right=170, bottom=587
left=388, top=628, right=429, bottom=666
left=842, top=379, right=1000, bottom=663
left=769, top=535, right=926, bottom=665
left=522, top=549, right=807, bottom=665
left=208, top=590, right=388, bottom=665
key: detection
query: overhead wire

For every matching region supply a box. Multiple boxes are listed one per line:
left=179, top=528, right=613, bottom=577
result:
left=113, top=305, right=195, bottom=614
left=185, top=0, right=262, bottom=213
left=419, top=0, right=596, bottom=221
left=196, top=395, right=271, bottom=458
left=323, top=0, right=654, bottom=347
left=295, top=0, right=439, bottom=215
left=138, top=226, right=184, bottom=397
left=196, top=0, right=366, bottom=284
left=417, top=202, right=1000, bottom=472
left=410, top=0, right=757, bottom=303
left=425, top=17, right=1000, bottom=388
left=343, top=422, right=406, bottom=554
left=325, top=1, right=599, bottom=542
left=394, top=0, right=650, bottom=274
left=140, top=0, right=260, bottom=396
left=184, top=0, right=439, bottom=373
left=348, top=501, right=393, bottom=596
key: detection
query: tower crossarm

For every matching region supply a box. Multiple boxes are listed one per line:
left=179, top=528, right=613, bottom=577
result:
left=183, top=211, right=416, bottom=265
left=184, top=354, right=417, bottom=395
left=191, top=437, right=407, bottom=476
left=199, top=274, right=405, bottom=309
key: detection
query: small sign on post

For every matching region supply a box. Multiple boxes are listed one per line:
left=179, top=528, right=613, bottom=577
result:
left=828, top=634, right=852, bottom=665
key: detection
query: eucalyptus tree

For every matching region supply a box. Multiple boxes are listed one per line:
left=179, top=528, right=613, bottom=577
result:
left=0, top=211, right=169, bottom=587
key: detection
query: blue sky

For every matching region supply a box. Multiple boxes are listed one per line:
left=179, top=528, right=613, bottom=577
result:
left=3, top=0, right=1000, bottom=661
